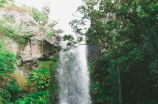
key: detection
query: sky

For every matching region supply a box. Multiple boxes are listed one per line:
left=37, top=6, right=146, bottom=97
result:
left=15, top=0, right=83, bottom=32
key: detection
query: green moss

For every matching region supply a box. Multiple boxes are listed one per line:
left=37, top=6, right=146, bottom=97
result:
left=46, top=31, right=54, bottom=39
left=0, top=20, right=30, bottom=47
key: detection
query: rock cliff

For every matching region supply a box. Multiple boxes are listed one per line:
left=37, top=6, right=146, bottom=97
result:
left=0, top=7, right=62, bottom=75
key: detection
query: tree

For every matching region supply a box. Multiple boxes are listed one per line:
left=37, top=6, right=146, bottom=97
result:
left=66, top=0, right=158, bottom=103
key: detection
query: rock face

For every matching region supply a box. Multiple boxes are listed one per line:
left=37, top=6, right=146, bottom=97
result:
left=19, top=27, right=61, bottom=64
left=0, top=8, right=62, bottom=73
left=87, top=45, right=101, bottom=62
left=0, top=8, right=38, bottom=36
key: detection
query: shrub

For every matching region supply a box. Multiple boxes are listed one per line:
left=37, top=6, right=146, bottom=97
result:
left=0, top=42, right=16, bottom=73
left=15, top=91, right=50, bottom=104
left=10, top=72, right=29, bottom=92
left=28, top=7, right=48, bottom=26
left=5, top=77, right=22, bottom=101
left=30, top=57, right=58, bottom=90
left=30, top=69, right=51, bottom=90
left=0, top=88, right=12, bottom=104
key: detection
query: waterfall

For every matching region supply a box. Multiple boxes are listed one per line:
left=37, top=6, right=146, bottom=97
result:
left=56, top=2, right=92, bottom=102
left=57, top=32, right=91, bottom=104
left=44, top=0, right=91, bottom=103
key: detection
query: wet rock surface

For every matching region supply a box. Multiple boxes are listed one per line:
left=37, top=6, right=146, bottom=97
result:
left=87, top=45, right=101, bottom=62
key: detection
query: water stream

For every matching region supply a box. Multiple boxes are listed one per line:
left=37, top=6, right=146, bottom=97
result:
left=50, top=0, right=91, bottom=103
left=57, top=31, right=91, bottom=104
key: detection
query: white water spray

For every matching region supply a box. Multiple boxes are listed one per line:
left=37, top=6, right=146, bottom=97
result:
left=48, top=0, right=91, bottom=103
left=57, top=31, right=91, bottom=104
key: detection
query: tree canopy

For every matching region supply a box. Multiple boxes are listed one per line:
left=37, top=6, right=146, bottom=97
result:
left=67, top=0, right=158, bottom=103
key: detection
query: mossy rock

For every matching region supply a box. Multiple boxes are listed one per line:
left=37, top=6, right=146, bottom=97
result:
left=46, top=31, right=54, bottom=39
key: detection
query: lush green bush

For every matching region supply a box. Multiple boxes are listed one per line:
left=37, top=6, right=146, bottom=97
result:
left=0, top=77, right=22, bottom=103
left=10, top=72, right=29, bottom=92
left=30, top=56, right=58, bottom=90
left=5, top=77, right=22, bottom=101
left=30, top=68, right=51, bottom=90
left=0, top=41, right=17, bottom=103
left=15, top=91, right=50, bottom=104
left=28, top=7, right=48, bottom=26
left=0, top=88, right=12, bottom=104
left=0, top=42, right=16, bottom=73
left=0, top=0, right=8, bottom=5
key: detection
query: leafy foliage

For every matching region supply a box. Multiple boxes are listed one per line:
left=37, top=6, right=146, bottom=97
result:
left=0, top=41, right=16, bottom=73
left=0, top=0, right=9, bottom=5
left=0, top=41, right=17, bottom=103
left=10, top=72, right=29, bottom=92
left=28, top=56, right=59, bottom=103
left=69, top=0, right=158, bottom=103
left=5, top=77, right=22, bottom=101
left=30, top=68, right=51, bottom=90
left=15, top=91, right=50, bottom=104
left=30, top=57, right=58, bottom=90
left=0, top=88, right=12, bottom=104
left=28, top=7, right=48, bottom=26
left=27, top=5, right=58, bottom=27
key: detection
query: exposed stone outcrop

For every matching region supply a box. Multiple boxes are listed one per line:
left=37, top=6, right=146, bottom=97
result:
left=19, top=26, right=61, bottom=64
left=0, top=8, right=62, bottom=73
left=0, top=8, right=38, bottom=36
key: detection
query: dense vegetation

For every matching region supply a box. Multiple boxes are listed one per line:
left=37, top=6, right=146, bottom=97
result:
left=1, top=0, right=158, bottom=104
left=0, top=54, right=58, bottom=103
left=67, top=0, right=158, bottom=103
left=16, top=57, right=59, bottom=104
left=0, top=0, right=58, bottom=103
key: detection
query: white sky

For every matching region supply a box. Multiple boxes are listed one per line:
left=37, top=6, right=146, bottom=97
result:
left=15, top=0, right=83, bottom=32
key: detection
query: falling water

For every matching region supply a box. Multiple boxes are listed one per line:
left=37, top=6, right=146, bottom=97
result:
left=47, top=0, right=91, bottom=103
left=57, top=32, right=91, bottom=104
